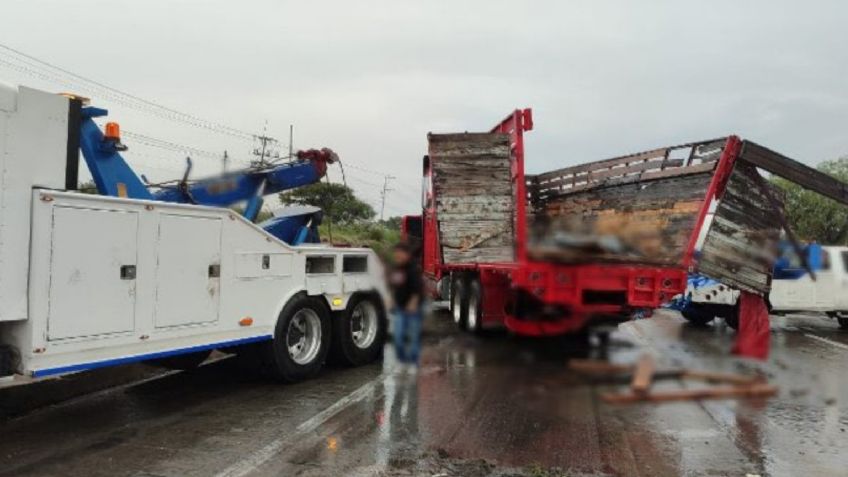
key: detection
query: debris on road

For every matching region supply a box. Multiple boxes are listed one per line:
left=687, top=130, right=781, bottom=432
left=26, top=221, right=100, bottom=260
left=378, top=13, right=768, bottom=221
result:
left=569, top=354, right=777, bottom=404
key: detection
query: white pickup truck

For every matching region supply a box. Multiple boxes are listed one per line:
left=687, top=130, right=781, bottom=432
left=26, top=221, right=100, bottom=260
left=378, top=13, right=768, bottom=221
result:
left=680, top=245, right=848, bottom=329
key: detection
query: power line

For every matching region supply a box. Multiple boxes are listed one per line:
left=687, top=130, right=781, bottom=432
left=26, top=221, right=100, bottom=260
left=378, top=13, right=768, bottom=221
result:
left=0, top=43, right=258, bottom=141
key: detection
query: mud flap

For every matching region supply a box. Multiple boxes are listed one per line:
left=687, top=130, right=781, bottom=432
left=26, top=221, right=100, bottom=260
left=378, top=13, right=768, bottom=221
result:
left=732, top=292, right=770, bottom=360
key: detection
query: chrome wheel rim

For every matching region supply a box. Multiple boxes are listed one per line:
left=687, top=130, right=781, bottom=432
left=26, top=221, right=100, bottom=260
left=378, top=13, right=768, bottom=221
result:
left=287, top=309, right=322, bottom=365
left=350, top=301, right=379, bottom=349
left=452, top=287, right=463, bottom=324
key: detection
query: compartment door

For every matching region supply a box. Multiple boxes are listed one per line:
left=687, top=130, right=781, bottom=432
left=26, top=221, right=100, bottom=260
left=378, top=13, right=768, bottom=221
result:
left=154, top=215, right=222, bottom=328
left=47, top=207, right=139, bottom=341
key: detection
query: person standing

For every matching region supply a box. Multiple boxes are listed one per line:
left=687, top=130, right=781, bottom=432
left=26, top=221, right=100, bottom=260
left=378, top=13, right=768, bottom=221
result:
left=388, top=242, right=423, bottom=370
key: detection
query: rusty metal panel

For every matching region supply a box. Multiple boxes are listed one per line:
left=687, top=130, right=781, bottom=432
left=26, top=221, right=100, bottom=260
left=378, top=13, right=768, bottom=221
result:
left=697, top=161, right=782, bottom=294
left=429, top=133, right=514, bottom=264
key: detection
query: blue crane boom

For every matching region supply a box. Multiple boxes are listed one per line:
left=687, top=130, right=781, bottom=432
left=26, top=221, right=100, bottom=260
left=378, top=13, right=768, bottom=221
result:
left=77, top=106, right=336, bottom=244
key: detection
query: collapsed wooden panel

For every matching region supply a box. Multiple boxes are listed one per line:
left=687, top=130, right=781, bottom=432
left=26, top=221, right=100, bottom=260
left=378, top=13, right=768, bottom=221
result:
left=697, top=162, right=782, bottom=294
left=429, top=133, right=514, bottom=264
left=530, top=172, right=714, bottom=264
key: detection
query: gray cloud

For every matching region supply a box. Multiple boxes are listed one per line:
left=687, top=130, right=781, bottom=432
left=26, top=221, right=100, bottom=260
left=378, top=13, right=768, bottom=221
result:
left=2, top=0, right=846, bottom=215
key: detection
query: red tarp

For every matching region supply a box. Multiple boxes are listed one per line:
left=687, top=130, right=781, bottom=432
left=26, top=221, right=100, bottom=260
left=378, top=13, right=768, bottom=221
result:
left=733, top=291, right=770, bottom=360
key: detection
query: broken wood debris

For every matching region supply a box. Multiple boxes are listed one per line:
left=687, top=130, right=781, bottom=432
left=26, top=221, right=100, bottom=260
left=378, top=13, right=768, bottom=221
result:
left=569, top=355, right=776, bottom=404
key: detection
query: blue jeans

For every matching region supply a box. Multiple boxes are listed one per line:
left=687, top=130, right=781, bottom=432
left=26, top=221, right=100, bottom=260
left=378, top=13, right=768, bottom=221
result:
left=393, top=308, right=423, bottom=365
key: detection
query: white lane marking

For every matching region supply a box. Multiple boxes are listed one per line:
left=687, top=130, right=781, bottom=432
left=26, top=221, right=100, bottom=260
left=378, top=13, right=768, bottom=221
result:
left=804, top=333, right=848, bottom=351
left=214, top=379, right=380, bottom=477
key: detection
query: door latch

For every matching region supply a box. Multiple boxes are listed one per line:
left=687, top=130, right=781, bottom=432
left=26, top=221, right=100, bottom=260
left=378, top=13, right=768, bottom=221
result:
left=120, top=265, right=137, bottom=280
left=208, top=264, right=221, bottom=278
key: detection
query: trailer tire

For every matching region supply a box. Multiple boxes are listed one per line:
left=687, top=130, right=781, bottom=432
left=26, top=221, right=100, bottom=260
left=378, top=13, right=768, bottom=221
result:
left=263, top=294, right=331, bottom=382
left=146, top=350, right=211, bottom=370
left=451, top=275, right=468, bottom=330
left=467, top=278, right=483, bottom=334
left=330, top=293, right=387, bottom=366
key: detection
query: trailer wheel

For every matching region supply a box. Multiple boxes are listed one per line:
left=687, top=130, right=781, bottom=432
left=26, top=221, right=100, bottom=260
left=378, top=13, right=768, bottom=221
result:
left=264, top=294, right=331, bottom=382
left=451, top=275, right=468, bottom=330
left=467, top=278, right=483, bottom=334
left=330, top=294, right=387, bottom=366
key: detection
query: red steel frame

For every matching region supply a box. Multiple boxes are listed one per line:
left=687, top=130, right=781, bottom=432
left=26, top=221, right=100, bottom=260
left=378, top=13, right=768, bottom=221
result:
left=416, top=110, right=743, bottom=336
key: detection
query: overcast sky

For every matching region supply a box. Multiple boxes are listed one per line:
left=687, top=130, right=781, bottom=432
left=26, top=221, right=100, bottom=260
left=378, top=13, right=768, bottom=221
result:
left=3, top=0, right=847, bottom=216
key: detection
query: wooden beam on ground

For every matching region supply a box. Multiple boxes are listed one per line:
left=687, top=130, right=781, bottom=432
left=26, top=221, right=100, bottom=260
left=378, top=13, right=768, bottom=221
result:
left=630, top=354, right=655, bottom=395
left=601, top=383, right=778, bottom=404
left=739, top=141, right=848, bottom=206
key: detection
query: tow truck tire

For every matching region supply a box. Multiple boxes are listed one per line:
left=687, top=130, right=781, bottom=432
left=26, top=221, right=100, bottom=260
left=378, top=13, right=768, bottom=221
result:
left=467, top=278, right=483, bottom=334
left=263, top=294, right=331, bottom=382
left=724, top=304, right=740, bottom=331
left=451, top=275, right=468, bottom=330
left=680, top=306, right=714, bottom=326
left=330, top=294, right=387, bottom=366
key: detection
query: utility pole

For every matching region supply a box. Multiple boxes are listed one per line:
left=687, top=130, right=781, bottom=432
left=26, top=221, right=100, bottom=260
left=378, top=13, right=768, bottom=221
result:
left=288, top=124, right=294, bottom=160
left=380, top=175, right=396, bottom=221
left=251, top=121, right=278, bottom=167
left=221, top=150, right=229, bottom=174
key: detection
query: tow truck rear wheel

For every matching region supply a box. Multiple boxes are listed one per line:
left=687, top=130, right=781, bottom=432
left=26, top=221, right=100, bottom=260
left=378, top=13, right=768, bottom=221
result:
left=467, top=278, right=483, bottom=334
left=451, top=275, right=468, bottom=330
left=260, top=294, right=331, bottom=382
left=330, top=294, right=387, bottom=366
left=829, top=312, right=848, bottom=330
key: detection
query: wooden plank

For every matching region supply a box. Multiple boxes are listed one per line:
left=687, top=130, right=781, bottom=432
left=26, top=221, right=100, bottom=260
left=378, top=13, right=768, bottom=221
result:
left=630, top=355, right=655, bottom=396
left=536, top=161, right=717, bottom=198
left=697, top=161, right=782, bottom=294
left=601, top=383, right=778, bottom=404
left=533, top=137, right=727, bottom=184
left=430, top=132, right=514, bottom=265
left=740, top=141, right=848, bottom=206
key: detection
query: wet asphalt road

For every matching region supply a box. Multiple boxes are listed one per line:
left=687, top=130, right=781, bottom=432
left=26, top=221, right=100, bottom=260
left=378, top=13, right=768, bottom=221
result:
left=1, top=310, right=847, bottom=477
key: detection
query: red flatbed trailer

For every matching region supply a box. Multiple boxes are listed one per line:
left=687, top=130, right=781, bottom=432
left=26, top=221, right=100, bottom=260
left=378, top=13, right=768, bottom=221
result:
left=408, top=109, right=690, bottom=336
left=406, top=108, right=846, bottom=337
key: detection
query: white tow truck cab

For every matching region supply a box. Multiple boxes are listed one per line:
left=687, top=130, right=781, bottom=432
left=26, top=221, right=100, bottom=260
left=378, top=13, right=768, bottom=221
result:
left=681, top=243, right=848, bottom=329
left=770, top=245, right=848, bottom=326
left=0, top=83, right=388, bottom=382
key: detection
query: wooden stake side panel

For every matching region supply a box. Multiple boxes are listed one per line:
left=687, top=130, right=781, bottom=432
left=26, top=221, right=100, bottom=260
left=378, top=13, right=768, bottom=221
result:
left=530, top=138, right=726, bottom=203
left=525, top=138, right=727, bottom=265
left=429, top=133, right=515, bottom=265
left=698, top=161, right=783, bottom=294
left=530, top=172, right=714, bottom=265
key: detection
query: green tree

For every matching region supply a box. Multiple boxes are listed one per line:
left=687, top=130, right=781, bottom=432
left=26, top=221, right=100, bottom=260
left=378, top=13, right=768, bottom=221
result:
left=380, top=216, right=402, bottom=230
left=279, top=182, right=375, bottom=225
left=771, top=156, right=848, bottom=245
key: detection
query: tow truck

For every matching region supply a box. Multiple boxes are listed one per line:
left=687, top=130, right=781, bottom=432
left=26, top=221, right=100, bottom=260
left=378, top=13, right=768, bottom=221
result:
left=678, top=242, right=848, bottom=329
left=0, top=83, right=388, bottom=383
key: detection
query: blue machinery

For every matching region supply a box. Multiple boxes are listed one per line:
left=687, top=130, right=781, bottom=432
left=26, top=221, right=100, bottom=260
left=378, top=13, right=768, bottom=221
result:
left=77, top=106, right=335, bottom=245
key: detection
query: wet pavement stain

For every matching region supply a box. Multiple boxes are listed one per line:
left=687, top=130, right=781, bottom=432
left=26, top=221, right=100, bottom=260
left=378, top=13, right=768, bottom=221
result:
left=1, top=310, right=847, bottom=476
